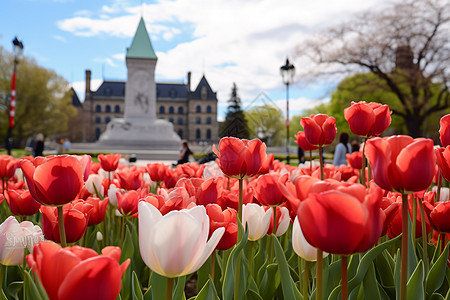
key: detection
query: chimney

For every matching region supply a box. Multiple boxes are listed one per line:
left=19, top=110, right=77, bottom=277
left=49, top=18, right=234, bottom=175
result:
left=187, top=71, right=191, bottom=92
left=85, top=69, right=92, bottom=100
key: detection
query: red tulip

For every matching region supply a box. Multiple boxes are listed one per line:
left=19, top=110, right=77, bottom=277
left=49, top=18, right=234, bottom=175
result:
left=20, top=155, right=84, bottom=206
left=196, top=177, right=227, bottom=206
left=206, top=204, right=238, bottom=250
left=84, top=196, right=109, bottom=225
left=27, top=241, right=129, bottom=300
left=116, top=188, right=148, bottom=217
left=146, top=163, right=169, bottom=182
left=41, top=199, right=93, bottom=243
left=213, top=137, right=267, bottom=179
left=435, top=146, right=450, bottom=182
left=142, top=187, right=196, bottom=215
left=254, top=173, right=287, bottom=206
left=346, top=151, right=363, bottom=169
left=344, top=101, right=391, bottom=137
left=298, top=183, right=383, bottom=255
left=294, top=131, right=319, bottom=151
left=439, top=114, right=450, bottom=147
left=98, top=154, right=122, bottom=172
left=300, top=114, right=337, bottom=146
left=6, top=189, right=41, bottom=216
left=266, top=205, right=290, bottom=236
left=115, top=167, right=144, bottom=190
left=429, top=201, right=450, bottom=233
left=365, top=135, right=435, bottom=193
left=0, top=155, right=18, bottom=180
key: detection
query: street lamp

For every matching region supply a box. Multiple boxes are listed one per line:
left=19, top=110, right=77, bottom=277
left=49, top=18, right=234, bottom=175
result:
left=280, top=58, right=295, bottom=165
left=6, top=37, right=24, bottom=155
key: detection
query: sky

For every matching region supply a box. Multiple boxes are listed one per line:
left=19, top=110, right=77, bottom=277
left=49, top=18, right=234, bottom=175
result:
left=0, top=0, right=386, bottom=121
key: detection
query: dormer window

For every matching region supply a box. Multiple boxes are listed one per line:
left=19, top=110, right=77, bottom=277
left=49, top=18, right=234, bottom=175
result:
left=201, top=86, right=207, bottom=100
left=170, top=89, right=177, bottom=98
left=104, top=88, right=112, bottom=96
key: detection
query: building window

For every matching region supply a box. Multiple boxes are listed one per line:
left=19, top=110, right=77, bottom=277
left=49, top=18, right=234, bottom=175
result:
left=170, top=89, right=177, bottom=98
left=178, top=118, right=183, bottom=125
left=105, top=105, right=111, bottom=113
left=104, top=88, right=112, bottom=96
left=95, top=105, right=101, bottom=112
left=196, top=129, right=201, bottom=139
left=206, top=129, right=211, bottom=139
left=196, top=117, right=201, bottom=124
left=169, top=106, right=174, bottom=114
left=157, top=89, right=160, bottom=97
left=178, top=129, right=183, bottom=139
left=201, top=86, right=207, bottom=100
left=169, top=118, right=174, bottom=123
left=206, top=117, right=211, bottom=124
left=95, top=128, right=101, bottom=140
left=105, top=117, right=111, bottom=124
left=115, top=105, right=120, bottom=113
left=207, top=105, right=212, bottom=113
left=95, top=117, right=101, bottom=124
left=160, top=106, right=165, bottom=114
left=178, top=107, right=183, bottom=114
left=196, top=105, right=201, bottom=113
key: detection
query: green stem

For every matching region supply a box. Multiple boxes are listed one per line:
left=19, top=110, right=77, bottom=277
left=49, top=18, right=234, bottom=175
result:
left=316, top=248, right=323, bottom=300
left=248, top=241, right=254, bottom=278
left=440, top=233, right=445, bottom=254
left=341, top=255, right=348, bottom=300
left=418, top=199, right=429, bottom=274
left=234, top=256, right=241, bottom=300
left=303, top=259, right=310, bottom=300
left=238, top=178, right=243, bottom=241
left=361, top=138, right=367, bottom=186
left=120, top=216, right=126, bottom=248
left=0, top=263, right=5, bottom=292
left=273, top=206, right=277, bottom=236
left=210, top=251, right=216, bottom=281
left=103, top=214, right=109, bottom=246
left=436, top=171, right=442, bottom=203
left=400, top=193, right=409, bottom=300
left=57, top=206, right=67, bottom=247
left=166, top=277, right=174, bottom=300
left=412, top=196, right=417, bottom=252
left=319, top=147, right=324, bottom=180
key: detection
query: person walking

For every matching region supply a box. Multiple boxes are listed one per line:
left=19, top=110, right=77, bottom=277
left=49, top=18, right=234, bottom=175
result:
left=333, top=132, right=352, bottom=166
left=177, top=140, right=193, bottom=165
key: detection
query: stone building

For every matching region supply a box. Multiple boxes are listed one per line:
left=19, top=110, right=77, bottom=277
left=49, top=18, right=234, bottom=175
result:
left=69, top=18, right=219, bottom=144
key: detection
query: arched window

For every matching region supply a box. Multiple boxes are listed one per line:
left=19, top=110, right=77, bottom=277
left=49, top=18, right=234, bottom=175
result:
left=178, top=118, right=183, bottom=125
left=196, top=105, right=201, bottom=113
left=196, top=129, right=201, bottom=139
left=159, top=106, right=165, bottom=114
left=178, top=129, right=183, bottom=139
left=178, top=107, right=183, bottom=114
left=206, top=105, right=212, bottom=113
left=196, top=117, right=201, bottom=124
left=105, top=105, right=111, bottom=113
left=206, top=117, right=211, bottom=124
left=95, top=117, right=101, bottom=124
left=105, top=117, right=111, bottom=124
left=95, top=128, right=101, bottom=140
left=95, top=105, right=101, bottom=112
left=206, top=129, right=211, bottom=139
left=169, top=118, right=174, bottom=123
left=115, top=105, right=120, bottom=113
left=169, top=106, right=174, bottom=114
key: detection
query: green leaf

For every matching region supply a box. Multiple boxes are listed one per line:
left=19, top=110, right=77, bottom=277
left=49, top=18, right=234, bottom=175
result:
left=196, top=278, right=219, bottom=300
left=23, top=271, right=43, bottom=300
left=173, top=276, right=186, bottom=300
left=221, top=222, right=248, bottom=300
left=197, top=256, right=212, bottom=292
left=258, top=264, right=279, bottom=300
left=243, top=289, right=263, bottom=300
left=329, top=235, right=401, bottom=300
left=273, top=235, right=302, bottom=300
left=362, top=263, right=381, bottom=300
left=150, top=272, right=167, bottom=300
left=394, top=249, right=401, bottom=300
left=120, top=225, right=135, bottom=263
left=407, top=217, right=418, bottom=279
left=426, top=242, right=450, bottom=296
left=132, top=271, right=144, bottom=300
left=6, top=281, right=23, bottom=300
left=406, top=260, right=424, bottom=300
left=0, top=289, right=8, bottom=300
left=430, top=293, right=445, bottom=300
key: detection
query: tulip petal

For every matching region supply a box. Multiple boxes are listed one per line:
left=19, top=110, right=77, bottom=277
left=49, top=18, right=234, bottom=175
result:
left=190, top=226, right=225, bottom=273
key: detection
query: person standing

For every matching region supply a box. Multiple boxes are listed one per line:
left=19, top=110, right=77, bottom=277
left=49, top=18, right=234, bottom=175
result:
left=333, top=132, right=352, bottom=166
left=34, top=133, right=44, bottom=157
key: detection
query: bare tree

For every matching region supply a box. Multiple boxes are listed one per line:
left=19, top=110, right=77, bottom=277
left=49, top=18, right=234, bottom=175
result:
left=297, top=0, right=450, bottom=137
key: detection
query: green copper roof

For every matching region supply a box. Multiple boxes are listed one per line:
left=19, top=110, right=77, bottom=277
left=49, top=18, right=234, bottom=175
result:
left=126, top=18, right=157, bottom=60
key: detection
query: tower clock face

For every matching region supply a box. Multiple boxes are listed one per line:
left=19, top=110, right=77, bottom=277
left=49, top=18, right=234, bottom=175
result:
left=132, top=71, right=150, bottom=114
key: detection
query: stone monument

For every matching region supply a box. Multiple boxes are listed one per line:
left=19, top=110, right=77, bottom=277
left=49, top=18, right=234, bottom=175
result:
left=99, top=18, right=181, bottom=148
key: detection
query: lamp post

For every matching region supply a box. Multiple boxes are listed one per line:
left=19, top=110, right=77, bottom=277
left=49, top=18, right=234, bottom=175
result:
left=6, top=37, right=24, bottom=155
left=280, top=58, right=295, bottom=165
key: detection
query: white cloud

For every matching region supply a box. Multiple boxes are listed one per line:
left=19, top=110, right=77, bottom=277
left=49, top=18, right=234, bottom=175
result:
left=53, top=35, right=66, bottom=42
left=59, top=0, right=388, bottom=113
left=71, top=79, right=103, bottom=102
left=112, top=53, right=125, bottom=61
left=93, top=57, right=118, bottom=68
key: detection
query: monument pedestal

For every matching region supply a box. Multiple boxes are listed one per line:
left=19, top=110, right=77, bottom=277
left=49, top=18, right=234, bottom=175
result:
left=98, top=118, right=181, bottom=148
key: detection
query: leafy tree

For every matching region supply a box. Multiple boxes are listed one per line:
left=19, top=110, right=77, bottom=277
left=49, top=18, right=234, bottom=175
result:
left=245, top=104, right=285, bottom=146
left=0, top=46, right=76, bottom=147
left=219, top=83, right=250, bottom=139
left=297, top=0, right=450, bottom=137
